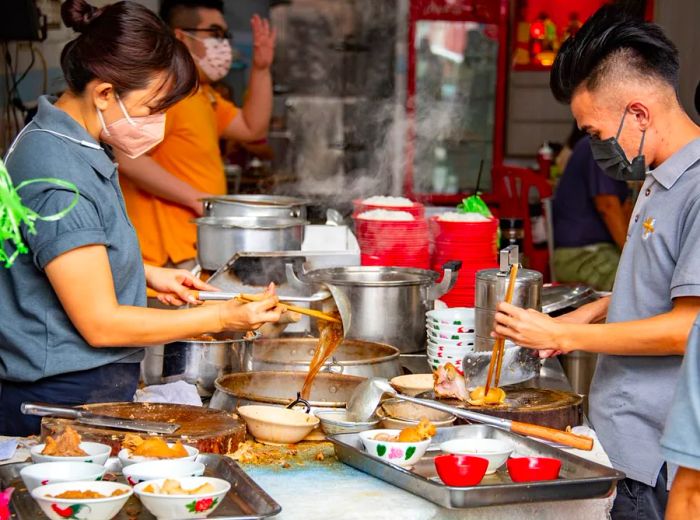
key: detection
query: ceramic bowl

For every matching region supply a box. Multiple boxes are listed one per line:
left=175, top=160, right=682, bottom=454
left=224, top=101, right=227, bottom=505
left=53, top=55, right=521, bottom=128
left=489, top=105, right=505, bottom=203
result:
left=237, top=405, right=319, bottom=444
left=122, top=460, right=205, bottom=487
left=426, top=348, right=467, bottom=361
left=358, top=429, right=432, bottom=468
left=440, top=438, right=514, bottom=474
left=427, top=336, right=475, bottom=348
left=134, top=477, right=229, bottom=519
left=426, top=308, right=476, bottom=326
left=314, top=410, right=379, bottom=436
left=118, top=444, right=199, bottom=468
left=428, top=358, right=464, bottom=375
left=30, top=442, right=112, bottom=465
left=31, top=480, right=132, bottom=520
left=20, top=462, right=106, bottom=492
left=380, top=398, right=455, bottom=425
left=427, top=321, right=475, bottom=334
left=427, top=328, right=475, bottom=342
left=389, top=374, right=435, bottom=397
left=434, top=454, right=489, bottom=486
left=507, top=457, right=561, bottom=482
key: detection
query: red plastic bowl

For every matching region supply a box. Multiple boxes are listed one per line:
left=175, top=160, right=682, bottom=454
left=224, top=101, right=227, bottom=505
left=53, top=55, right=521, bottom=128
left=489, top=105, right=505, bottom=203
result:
left=434, top=454, right=489, bottom=487
left=506, top=457, right=561, bottom=482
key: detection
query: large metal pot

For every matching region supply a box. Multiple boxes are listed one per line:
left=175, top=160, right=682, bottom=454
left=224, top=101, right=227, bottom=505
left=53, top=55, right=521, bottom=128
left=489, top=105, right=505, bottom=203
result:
left=194, top=216, right=307, bottom=270
left=159, top=332, right=255, bottom=396
left=209, top=371, right=365, bottom=411
left=287, top=262, right=461, bottom=353
left=202, top=195, right=309, bottom=220
left=242, top=337, right=401, bottom=379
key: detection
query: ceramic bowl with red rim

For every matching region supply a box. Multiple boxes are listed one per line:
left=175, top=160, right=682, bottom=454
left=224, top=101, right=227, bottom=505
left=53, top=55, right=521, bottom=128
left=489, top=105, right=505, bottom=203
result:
left=507, top=457, right=562, bottom=482
left=134, top=477, right=230, bottom=519
left=434, top=454, right=489, bottom=486
left=31, top=480, right=133, bottom=520
left=427, top=328, right=475, bottom=342
left=20, top=462, right=106, bottom=493
left=30, top=442, right=112, bottom=465
left=358, top=429, right=432, bottom=468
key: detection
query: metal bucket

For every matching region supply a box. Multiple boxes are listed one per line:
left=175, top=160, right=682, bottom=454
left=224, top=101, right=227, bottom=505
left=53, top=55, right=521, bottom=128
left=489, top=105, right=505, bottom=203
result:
left=242, top=337, right=401, bottom=379
left=194, top=216, right=307, bottom=271
left=209, top=371, right=365, bottom=411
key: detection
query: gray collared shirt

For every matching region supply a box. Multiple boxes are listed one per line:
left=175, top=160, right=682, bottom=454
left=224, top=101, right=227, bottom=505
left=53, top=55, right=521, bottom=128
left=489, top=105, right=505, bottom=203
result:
left=0, top=96, right=145, bottom=382
left=589, top=137, right=700, bottom=486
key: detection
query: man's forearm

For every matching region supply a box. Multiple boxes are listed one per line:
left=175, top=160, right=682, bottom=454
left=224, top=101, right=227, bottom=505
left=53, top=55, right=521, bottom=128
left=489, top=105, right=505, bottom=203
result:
left=240, top=67, right=272, bottom=140
left=117, top=153, right=205, bottom=214
left=667, top=467, right=700, bottom=520
left=559, top=299, right=698, bottom=355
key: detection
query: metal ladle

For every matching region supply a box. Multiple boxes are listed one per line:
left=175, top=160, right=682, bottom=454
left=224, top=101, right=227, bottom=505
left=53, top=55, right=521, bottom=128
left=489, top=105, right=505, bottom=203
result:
left=346, top=378, right=594, bottom=451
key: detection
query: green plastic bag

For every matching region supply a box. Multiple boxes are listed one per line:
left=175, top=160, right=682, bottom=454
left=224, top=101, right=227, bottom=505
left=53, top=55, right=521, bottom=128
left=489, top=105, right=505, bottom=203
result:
left=0, top=158, right=79, bottom=268
left=456, top=193, right=492, bottom=218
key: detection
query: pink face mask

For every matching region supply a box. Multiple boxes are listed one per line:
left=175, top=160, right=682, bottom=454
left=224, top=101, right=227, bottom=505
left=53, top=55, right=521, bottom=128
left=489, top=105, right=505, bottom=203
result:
left=185, top=33, right=233, bottom=82
left=97, top=95, right=165, bottom=159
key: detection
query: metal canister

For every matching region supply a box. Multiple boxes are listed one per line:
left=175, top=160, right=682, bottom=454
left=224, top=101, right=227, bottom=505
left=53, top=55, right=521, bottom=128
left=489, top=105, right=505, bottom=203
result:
left=474, top=245, right=542, bottom=351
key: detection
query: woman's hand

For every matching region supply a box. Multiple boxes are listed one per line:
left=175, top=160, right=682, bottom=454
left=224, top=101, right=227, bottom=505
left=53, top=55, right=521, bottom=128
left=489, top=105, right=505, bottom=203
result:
left=493, top=302, right=569, bottom=353
left=145, top=265, right=218, bottom=306
left=219, top=283, right=283, bottom=331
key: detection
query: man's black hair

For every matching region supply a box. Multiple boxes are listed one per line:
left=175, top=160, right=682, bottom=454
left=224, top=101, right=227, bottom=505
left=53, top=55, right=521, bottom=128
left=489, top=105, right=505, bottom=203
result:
left=550, top=4, right=679, bottom=104
left=159, top=0, right=224, bottom=27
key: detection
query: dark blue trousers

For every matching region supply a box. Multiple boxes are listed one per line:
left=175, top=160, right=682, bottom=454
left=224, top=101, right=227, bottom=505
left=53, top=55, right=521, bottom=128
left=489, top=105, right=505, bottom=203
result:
left=0, top=363, right=140, bottom=436
left=611, top=465, right=668, bottom=520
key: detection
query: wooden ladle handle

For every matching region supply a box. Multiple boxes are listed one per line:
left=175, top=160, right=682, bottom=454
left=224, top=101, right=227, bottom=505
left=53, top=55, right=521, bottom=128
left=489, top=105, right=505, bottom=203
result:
left=511, top=421, right=594, bottom=451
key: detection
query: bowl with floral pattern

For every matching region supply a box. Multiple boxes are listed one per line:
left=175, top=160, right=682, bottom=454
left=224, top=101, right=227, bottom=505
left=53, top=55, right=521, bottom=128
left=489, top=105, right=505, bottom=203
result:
left=134, top=477, right=230, bottom=519
left=358, top=429, right=432, bottom=468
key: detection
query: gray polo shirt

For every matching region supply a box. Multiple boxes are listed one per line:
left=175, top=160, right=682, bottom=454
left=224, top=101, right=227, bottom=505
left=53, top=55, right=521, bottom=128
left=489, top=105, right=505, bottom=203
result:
left=589, top=137, right=700, bottom=486
left=660, top=315, right=700, bottom=471
left=0, top=96, right=145, bottom=382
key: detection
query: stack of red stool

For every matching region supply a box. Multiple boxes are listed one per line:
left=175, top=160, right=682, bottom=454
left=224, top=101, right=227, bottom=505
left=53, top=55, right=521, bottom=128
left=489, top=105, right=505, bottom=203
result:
left=430, top=216, right=498, bottom=306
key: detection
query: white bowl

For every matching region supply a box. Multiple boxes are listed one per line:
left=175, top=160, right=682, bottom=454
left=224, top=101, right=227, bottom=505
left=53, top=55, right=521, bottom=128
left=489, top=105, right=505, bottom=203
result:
left=314, top=410, right=379, bottom=436
left=118, top=444, right=199, bottom=468
left=427, top=328, right=475, bottom=342
left=31, top=480, right=132, bottom=520
left=31, top=442, right=112, bottom=465
left=390, top=374, right=434, bottom=397
left=427, top=346, right=469, bottom=359
left=122, top=460, right=205, bottom=487
left=21, top=461, right=106, bottom=492
left=440, top=438, right=514, bottom=474
left=427, top=321, right=476, bottom=334
left=427, top=307, right=476, bottom=326
left=358, top=429, right=432, bottom=468
left=134, top=477, right=230, bottom=519
left=238, top=405, right=320, bottom=445
left=428, top=338, right=475, bottom=350
left=428, top=359, right=464, bottom=375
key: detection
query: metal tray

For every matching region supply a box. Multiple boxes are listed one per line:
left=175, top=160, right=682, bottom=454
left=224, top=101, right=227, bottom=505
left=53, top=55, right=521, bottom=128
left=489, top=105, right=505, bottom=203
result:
left=330, top=424, right=624, bottom=509
left=0, top=454, right=281, bottom=519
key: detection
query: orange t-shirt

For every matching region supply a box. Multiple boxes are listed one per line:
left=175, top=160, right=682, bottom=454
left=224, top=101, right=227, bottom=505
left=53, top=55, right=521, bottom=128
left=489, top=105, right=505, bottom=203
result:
left=120, top=85, right=239, bottom=265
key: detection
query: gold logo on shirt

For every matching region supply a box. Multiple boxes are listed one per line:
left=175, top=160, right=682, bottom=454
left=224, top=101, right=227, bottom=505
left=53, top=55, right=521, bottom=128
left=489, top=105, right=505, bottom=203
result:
left=642, top=217, right=656, bottom=240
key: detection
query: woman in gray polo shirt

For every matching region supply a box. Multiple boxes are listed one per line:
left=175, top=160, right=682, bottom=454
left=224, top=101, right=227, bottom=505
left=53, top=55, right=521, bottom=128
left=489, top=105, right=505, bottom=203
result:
left=0, top=0, right=282, bottom=436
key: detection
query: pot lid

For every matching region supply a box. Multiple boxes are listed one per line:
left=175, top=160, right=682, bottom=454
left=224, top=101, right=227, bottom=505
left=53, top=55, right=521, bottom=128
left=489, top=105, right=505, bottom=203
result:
left=304, top=266, right=440, bottom=287
left=542, top=283, right=599, bottom=314
left=202, top=195, right=310, bottom=207
left=475, top=267, right=543, bottom=284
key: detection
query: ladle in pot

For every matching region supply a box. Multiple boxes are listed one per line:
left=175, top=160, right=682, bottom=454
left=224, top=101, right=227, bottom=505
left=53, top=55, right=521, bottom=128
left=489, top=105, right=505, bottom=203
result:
left=346, top=378, right=594, bottom=451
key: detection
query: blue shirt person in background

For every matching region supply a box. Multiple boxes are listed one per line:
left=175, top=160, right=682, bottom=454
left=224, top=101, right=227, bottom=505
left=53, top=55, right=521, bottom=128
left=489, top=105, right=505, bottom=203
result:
left=661, top=316, right=700, bottom=519
left=0, top=0, right=282, bottom=437
left=491, top=6, right=700, bottom=519
left=552, top=135, right=630, bottom=290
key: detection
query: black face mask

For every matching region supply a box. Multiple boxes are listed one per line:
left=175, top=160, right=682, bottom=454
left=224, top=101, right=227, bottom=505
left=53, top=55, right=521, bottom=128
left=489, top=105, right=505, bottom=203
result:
left=590, top=110, right=647, bottom=181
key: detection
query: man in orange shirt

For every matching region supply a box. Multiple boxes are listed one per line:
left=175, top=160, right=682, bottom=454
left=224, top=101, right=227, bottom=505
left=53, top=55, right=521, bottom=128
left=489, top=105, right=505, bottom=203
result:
left=118, top=0, right=274, bottom=268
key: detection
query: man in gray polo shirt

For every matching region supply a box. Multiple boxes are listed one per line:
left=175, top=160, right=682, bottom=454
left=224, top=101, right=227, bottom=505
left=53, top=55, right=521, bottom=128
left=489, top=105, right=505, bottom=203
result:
left=492, top=6, right=700, bottom=519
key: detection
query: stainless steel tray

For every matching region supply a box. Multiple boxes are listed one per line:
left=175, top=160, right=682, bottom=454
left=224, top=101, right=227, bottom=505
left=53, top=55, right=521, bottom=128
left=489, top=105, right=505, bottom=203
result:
left=0, top=454, right=281, bottom=519
left=330, top=424, right=624, bottom=509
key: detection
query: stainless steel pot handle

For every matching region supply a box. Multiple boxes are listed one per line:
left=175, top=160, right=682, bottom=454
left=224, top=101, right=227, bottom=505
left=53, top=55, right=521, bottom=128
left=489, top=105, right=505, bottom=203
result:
left=285, top=262, right=312, bottom=290
left=202, top=200, right=213, bottom=215
left=319, top=359, right=343, bottom=374
left=427, top=260, right=463, bottom=301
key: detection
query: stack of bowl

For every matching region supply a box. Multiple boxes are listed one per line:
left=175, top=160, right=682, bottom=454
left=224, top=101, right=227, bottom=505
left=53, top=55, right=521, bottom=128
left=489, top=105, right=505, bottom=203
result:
left=352, top=197, right=425, bottom=219
left=354, top=210, right=430, bottom=269
left=430, top=215, right=498, bottom=306
left=426, top=308, right=476, bottom=374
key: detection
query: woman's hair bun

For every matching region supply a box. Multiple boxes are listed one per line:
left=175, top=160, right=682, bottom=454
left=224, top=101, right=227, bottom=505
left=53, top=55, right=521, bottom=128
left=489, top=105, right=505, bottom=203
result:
left=61, top=0, right=104, bottom=33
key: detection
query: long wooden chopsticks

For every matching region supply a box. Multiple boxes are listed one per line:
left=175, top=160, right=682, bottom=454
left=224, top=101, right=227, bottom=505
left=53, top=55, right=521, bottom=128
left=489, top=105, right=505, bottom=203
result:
left=483, top=262, right=519, bottom=396
left=145, top=288, right=341, bottom=324
left=236, top=293, right=341, bottom=324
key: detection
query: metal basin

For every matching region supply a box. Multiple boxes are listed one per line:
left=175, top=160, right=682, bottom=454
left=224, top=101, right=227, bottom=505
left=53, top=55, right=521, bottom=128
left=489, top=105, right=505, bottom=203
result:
left=159, top=332, right=255, bottom=396
left=209, top=371, right=365, bottom=411
left=242, top=337, right=402, bottom=379
left=194, top=216, right=307, bottom=270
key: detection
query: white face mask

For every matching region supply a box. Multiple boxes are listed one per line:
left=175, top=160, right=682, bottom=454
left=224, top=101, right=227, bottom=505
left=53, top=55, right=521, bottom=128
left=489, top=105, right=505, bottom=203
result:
left=185, top=32, right=233, bottom=82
